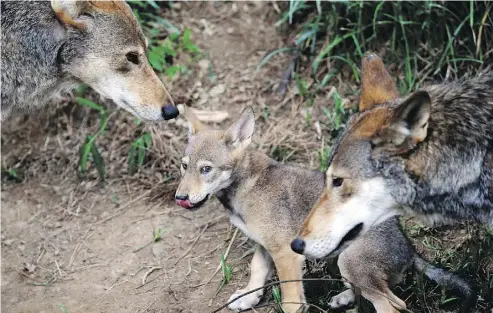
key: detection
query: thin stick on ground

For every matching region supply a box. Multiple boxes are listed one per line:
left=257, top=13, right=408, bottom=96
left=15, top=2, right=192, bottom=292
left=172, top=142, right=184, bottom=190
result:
left=95, top=182, right=164, bottom=226
left=141, top=266, right=162, bottom=286
left=197, top=214, right=226, bottom=229
left=19, top=271, right=56, bottom=286
left=68, top=183, right=165, bottom=269
left=134, top=271, right=167, bottom=291
left=54, top=259, right=64, bottom=277
left=135, top=297, right=158, bottom=313
left=195, top=228, right=239, bottom=288
left=174, top=223, right=209, bottom=265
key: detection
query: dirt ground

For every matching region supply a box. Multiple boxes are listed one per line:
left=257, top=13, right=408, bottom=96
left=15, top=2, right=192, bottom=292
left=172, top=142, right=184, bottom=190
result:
left=1, top=3, right=292, bottom=313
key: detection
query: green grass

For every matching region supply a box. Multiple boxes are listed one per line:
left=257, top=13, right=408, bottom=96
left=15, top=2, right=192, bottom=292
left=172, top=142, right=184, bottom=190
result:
left=128, top=132, right=153, bottom=174
left=133, top=227, right=167, bottom=253
left=399, top=222, right=493, bottom=312
left=271, top=286, right=283, bottom=312
left=1, top=166, right=23, bottom=183
left=76, top=97, right=108, bottom=181
left=214, top=253, right=234, bottom=298
left=264, top=0, right=492, bottom=148
left=129, top=1, right=201, bottom=77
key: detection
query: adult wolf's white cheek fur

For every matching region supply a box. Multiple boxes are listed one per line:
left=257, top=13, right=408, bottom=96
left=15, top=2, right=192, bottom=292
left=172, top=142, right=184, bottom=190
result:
left=74, top=59, right=164, bottom=121
left=302, top=177, right=398, bottom=259
left=94, top=76, right=164, bottom=121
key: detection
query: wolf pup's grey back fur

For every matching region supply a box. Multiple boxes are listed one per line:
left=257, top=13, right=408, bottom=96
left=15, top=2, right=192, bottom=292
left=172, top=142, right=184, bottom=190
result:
left=1, top=1, right=179, bottom=121
left=175, top=107, right=474, bottom=313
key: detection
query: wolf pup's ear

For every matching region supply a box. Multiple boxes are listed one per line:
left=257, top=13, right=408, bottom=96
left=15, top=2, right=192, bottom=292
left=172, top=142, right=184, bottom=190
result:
left=51, top=0, right=88, bottom=30
left=178, top=105, right=206, bottom=140
left=359, top=52, right=399, bottom=112
left=223, top=107, right=255, bottom=150
left=372, top=91, right=431, bottom=154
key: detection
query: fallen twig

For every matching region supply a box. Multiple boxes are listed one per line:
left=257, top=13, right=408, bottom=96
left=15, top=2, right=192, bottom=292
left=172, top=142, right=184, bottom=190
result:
left=141, top=266, right=162, bottom=286
left=135, top=271, right=167, bottom=290
left=174, top=223, right=209, bottom=265
left=135, top=297, right=158, bottom=313
left=194, top=228, right=239, bottom=288
left=95, top=183, right=163, bottom=226
left=19, top=271, right=56, bottom=286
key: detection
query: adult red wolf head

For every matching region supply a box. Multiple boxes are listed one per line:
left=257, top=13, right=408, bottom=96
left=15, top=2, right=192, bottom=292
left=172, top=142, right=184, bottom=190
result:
left=52, top=0, right=178, bottom=121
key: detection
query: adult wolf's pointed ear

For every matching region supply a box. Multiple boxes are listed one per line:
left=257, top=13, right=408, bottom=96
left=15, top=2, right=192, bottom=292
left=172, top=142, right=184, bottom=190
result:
left=391, top=90, right=431, bottom=143
left=372, top=91, right=431, bottom=154
left=359, top=52, right=399, bottom=112
left=51, top=0, right=86, bottom=29
left=223, top=106, right=255, bottom=150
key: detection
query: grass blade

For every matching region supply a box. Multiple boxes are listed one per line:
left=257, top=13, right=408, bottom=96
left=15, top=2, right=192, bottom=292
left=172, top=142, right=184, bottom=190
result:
left=76, top=97, right=105, bottom=112
left=256, top=47, right=296, bottom=72
left=79, top=137, right=92, bottom=173
left=90, top=142, right=105, bottom=182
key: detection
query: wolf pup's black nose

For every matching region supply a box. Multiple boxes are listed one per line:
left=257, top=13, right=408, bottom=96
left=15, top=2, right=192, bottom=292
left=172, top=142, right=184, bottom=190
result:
left=162, top=104, right=179, bottom=120
left=175, top=195, right=188, bottom=201
left=291, top=238, right=305, bottom=254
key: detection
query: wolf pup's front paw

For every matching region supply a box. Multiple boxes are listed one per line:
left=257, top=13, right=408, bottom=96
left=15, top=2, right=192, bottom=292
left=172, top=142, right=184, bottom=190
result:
left=328, top=289, right=355, bottom=309
left=227, top=289, right=263, bottom=311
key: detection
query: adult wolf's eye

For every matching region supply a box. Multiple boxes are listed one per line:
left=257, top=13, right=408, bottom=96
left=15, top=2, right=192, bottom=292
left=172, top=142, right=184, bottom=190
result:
left=126, top=52, right=140, bottom=65
left=200, top=166, right=212, bottom=174
left=181, top=163, right=188, bottom=170
left=332, top=177, right=344, bottom=187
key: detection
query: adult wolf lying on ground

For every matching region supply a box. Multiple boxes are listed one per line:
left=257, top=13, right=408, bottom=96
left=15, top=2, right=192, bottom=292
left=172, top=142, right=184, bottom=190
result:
left=175, top=107, right=474, bottom=313
left=1, top=0, right=179, bottom=122
left=292, top=52, right=493, bottom=260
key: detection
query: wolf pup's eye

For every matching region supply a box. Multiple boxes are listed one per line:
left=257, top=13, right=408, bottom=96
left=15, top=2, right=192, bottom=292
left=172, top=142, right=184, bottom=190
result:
left=332, top=177, right=344, bottom=187
left=200, top=166, right=212, bottom=174
left=126, top=52, right=140, bottom=65
left=181, top=163, right=188, bottom=170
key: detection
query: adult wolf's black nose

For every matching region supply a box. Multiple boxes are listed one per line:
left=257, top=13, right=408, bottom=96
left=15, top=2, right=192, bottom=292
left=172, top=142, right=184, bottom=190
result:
left=291, top=238, right=305, bottom=254
left=162, top=104, right=179, bottom=120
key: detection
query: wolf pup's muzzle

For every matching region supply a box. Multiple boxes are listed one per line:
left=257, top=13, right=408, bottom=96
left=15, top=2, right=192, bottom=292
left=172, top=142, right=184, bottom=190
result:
left=162, top=104, right=180, bottom=120
left=175, top=194, right=209, bottom=210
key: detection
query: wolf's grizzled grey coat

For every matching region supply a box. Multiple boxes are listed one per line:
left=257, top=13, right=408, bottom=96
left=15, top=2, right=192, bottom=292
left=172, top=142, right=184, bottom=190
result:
left=296, top=53, right=492, bottom=261
left=377, top=71, right=493, bottom=224
left=175, top=107, right=475, bottom=313
left=1, top=1, right=178, bottom=121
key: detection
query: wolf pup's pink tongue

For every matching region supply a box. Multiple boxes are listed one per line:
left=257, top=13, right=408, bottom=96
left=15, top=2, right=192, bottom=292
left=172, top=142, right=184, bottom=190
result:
left=176, top=199, right=193, bottom=208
